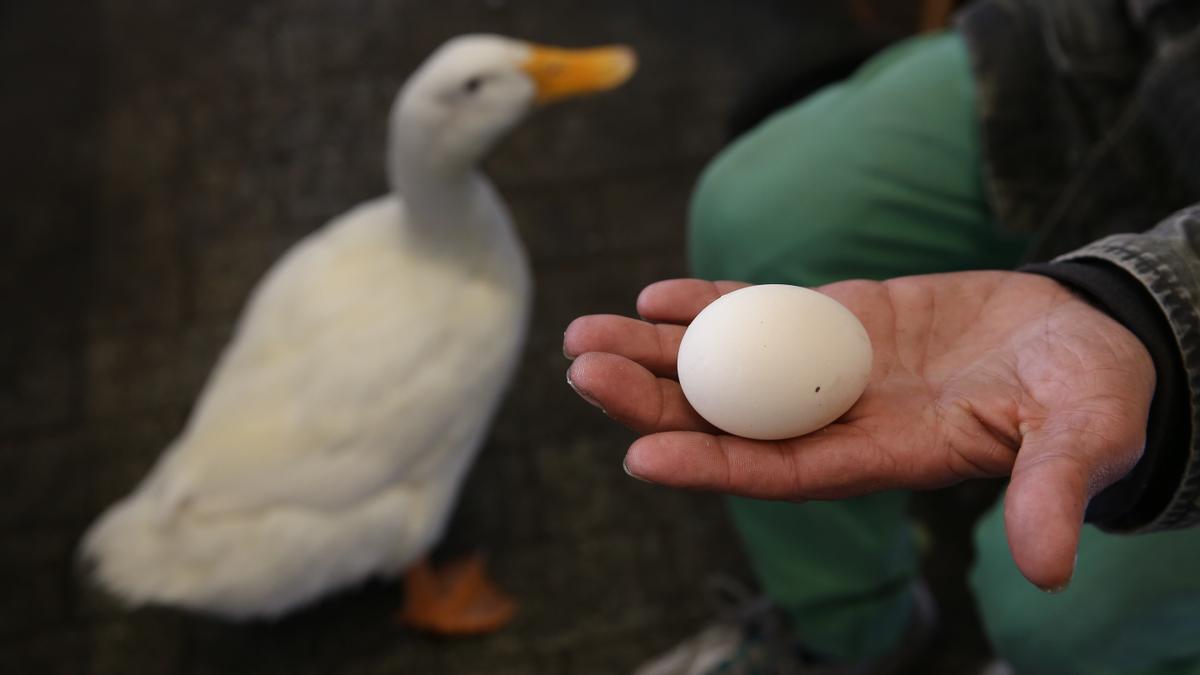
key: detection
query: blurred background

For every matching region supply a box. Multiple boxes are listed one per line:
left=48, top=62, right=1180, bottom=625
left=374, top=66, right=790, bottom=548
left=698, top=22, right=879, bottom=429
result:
left=2, top=0, right=996, bottom=673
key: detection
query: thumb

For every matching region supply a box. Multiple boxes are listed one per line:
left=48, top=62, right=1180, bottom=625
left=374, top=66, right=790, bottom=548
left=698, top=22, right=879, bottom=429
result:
left=1003, top=416, right=1146, bottom=591
left=1002, top=440, right=1090, bottom=592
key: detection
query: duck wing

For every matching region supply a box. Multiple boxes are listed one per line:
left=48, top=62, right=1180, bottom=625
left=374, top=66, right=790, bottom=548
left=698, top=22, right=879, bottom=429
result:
left=143, top=198, right=524, bottom=517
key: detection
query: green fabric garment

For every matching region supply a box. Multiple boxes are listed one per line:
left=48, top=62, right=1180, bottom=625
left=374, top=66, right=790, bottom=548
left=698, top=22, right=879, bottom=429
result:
left=972, top=506, right=1200, bottom=675
left=688, top=31, right=1200, bottom=672
left=690, top=33, right=1027, bottom=290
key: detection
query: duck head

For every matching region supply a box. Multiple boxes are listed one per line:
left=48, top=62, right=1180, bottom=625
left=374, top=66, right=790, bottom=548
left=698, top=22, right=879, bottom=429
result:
left=389, top=35, right=636, bottom=183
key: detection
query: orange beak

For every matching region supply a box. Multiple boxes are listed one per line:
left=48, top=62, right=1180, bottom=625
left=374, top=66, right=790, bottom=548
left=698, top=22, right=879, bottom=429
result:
left=521, top=44, right=637, bottom=104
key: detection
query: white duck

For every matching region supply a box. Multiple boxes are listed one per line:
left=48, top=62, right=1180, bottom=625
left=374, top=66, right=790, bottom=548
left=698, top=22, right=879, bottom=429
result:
left=81, top=35, right=636, bottom=633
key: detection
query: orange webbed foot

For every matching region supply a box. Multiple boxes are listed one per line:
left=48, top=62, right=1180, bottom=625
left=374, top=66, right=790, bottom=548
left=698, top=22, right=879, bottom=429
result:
left=398, top=553, right=517, bottom=635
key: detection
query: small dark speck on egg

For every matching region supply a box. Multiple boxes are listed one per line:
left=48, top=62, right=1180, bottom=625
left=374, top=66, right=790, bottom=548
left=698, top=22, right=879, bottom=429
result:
left=815, top=386, right=821, bottom=393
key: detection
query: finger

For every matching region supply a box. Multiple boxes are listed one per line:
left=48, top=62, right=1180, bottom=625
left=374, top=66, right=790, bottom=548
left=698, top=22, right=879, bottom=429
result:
left=623, top=425, right=902, bottom=499
left=1003, top=444, right=1089, bottom=592
left=563, top=314, right=684, bottom=376
left=636, top=279, right=751, bottom=324
left=566, top=352, right=716, bottom=434
left=1001, top=412, right=1148, bottom=593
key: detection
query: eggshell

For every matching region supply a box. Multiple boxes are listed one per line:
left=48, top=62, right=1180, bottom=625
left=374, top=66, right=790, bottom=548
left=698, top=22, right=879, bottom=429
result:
left=677, top=284, right=872, bottom=440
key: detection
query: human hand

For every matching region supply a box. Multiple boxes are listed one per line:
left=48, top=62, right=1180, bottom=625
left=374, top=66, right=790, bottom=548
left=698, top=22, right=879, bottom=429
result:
left=563, top=272, right=1155, bottom=590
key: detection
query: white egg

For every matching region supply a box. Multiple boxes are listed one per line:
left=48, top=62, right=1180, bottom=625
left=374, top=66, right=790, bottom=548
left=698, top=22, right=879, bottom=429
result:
left=677, top=284, right=873, bottom=440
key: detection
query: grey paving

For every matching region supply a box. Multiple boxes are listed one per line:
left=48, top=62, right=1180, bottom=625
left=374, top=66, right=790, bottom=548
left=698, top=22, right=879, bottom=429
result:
left=2, top=1, right=996, bottom=673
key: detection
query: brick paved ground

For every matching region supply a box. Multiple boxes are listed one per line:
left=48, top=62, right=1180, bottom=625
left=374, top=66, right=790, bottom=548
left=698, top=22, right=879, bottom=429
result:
left=2, top=1, right=1000, bottom=673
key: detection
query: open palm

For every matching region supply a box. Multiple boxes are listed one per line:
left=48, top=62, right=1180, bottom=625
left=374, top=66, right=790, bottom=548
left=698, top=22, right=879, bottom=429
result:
left=563, top=272, right=1155, bottom=590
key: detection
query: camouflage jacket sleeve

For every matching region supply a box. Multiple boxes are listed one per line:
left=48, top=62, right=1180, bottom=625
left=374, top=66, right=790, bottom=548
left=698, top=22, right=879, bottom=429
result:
left=1052, top=204, right=1200, bottom=532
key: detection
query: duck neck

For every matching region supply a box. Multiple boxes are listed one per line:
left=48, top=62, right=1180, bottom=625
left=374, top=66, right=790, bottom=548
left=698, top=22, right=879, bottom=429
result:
left=387, top=126, right=509, bottom=259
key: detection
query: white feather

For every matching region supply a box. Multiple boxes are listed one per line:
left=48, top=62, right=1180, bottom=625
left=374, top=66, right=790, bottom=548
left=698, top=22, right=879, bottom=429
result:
left=81, top=36, right=537, bottom=619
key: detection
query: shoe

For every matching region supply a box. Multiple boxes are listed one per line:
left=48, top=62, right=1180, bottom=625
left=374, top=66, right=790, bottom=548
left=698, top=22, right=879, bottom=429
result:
left=978, top=661, right=1016, bottom=675
left=633, top=577, right=937, bottom=675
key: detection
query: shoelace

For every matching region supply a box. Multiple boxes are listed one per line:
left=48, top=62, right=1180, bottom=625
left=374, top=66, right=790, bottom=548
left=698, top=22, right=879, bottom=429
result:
left=703, top=575, right=804, bottom=675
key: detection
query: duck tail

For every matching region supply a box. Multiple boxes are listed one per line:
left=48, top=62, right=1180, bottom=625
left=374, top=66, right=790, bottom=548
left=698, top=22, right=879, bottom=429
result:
left=78, top=465, right=204, bottom=610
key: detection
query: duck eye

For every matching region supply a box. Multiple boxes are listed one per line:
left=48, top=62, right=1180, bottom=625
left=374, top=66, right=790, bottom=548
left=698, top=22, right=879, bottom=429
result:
left=463, top=76, right=484, bottom=94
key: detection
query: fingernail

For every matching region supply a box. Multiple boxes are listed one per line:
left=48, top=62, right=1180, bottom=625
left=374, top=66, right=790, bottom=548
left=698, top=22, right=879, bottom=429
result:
left=566, top=370, right=604, bottom=412
left=623, top=458, right=654, bottom=484
left=562, top=331, right=576, bottom=361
